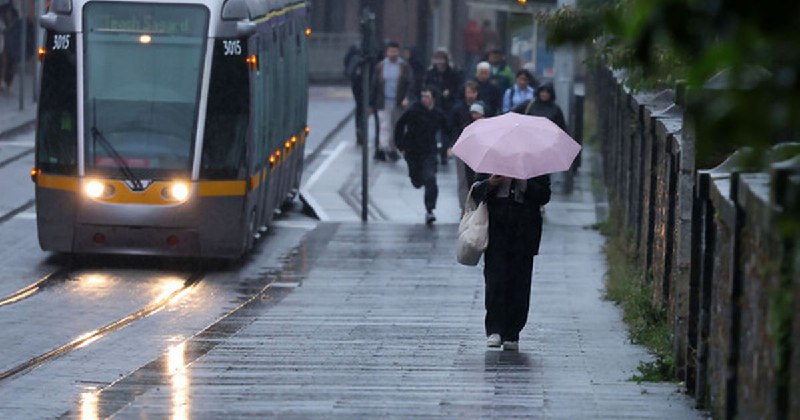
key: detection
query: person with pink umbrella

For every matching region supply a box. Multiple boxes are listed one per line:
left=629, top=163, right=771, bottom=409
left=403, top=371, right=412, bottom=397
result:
left=453, top=112, right=581, bottom=351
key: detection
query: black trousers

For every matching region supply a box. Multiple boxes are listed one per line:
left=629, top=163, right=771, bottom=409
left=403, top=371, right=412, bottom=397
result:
left=405, top=152, right=438, bottom=211
left=350, top=79, right=365, bottom=135
left=483, top=204, right=540, bottom=342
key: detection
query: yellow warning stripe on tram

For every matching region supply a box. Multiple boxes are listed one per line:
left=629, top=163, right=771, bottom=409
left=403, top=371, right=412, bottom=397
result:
left=36, top=173, right=79, bottom=192
left=36, top=173, right=248, bottom=199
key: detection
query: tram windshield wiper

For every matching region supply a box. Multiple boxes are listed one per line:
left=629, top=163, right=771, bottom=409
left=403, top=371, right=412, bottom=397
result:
left=90, top=100, right=145, bottom=191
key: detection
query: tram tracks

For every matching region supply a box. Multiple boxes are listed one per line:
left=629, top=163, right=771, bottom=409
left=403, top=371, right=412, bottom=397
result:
left=0, top=268, right=71, bottom=308
left=0, top=271, right=203, bottom=383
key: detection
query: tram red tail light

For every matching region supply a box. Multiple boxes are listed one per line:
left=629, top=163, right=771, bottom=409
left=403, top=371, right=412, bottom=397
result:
left=37, top=47, right=46, bottom=62
left=166, top=235, right=180, bottom=248
left=30, top=168, right=39, bottom=183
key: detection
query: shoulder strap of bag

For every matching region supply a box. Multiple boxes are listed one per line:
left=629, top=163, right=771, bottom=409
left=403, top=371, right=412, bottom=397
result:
left=523, top=99, right=535, bottom=115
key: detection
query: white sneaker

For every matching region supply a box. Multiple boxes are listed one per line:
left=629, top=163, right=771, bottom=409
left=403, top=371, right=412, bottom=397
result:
left=502, top=341, right=519, bottom=351
left=486, top=334, right=501, bottom=348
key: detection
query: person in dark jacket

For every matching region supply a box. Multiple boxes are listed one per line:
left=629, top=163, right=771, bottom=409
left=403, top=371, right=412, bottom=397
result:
left=424, top=49, right=462, bottom=164
left=343, top=44, right=367, bottom=145
left=513, top=83, right=567, bottom=131
left=448, top=81, right=480, bottom=209
left=471, top=172, right=551, bottom=351
left=424, top=49, right=462, bottom=113
left=1, top=4, right=20, bottom=90
left=403, top=45, right=425, bottom=100
left=394, top=86, right=449, bottom=225
left=474, top=61, right=502, bottom=117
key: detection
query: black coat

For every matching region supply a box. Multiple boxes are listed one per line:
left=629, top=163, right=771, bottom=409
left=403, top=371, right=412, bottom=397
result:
left=475, top=79, right=502, bottom=117
left=424, top=66, right=462, bottom=112
left=513, top=83, right=567, bottom=131
left=394, top=103, right=448, bottom=155
left=471, top=174, right=551, bottom=255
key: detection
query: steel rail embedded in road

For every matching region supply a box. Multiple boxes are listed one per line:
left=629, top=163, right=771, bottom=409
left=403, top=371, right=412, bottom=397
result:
left=0, top=271, right=204, bottom=382
left=0, top=199, right=35, bottom=226
left=0, top=269, right=71, bottom=308
left=0, top=147, right=34, bottom=170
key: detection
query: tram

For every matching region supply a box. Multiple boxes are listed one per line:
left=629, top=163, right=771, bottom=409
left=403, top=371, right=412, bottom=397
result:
left=32, top=0, right=309, bottom=258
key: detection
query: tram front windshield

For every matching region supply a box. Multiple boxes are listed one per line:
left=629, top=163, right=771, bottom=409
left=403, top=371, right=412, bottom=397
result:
left=83, top=2, right=208, bottom=178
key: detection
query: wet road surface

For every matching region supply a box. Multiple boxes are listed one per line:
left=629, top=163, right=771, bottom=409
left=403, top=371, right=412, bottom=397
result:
left=0, top=90, right=707, bottom=418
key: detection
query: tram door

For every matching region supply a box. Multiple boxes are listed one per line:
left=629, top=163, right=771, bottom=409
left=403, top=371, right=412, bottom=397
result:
left=251, top=34, right=268, bottom=233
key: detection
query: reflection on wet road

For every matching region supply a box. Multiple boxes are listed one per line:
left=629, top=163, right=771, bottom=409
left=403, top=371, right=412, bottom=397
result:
left=0, top=272, right=201, bottom=382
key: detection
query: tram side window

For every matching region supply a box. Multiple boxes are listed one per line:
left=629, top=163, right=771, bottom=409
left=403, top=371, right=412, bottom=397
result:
left=36, top=32, right=78, bottom=175
left=201, top=39, right=250, bottom=179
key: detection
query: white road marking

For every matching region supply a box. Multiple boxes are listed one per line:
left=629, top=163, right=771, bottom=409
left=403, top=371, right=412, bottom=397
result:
left=271, top=220, right=318, bottom=229
left=299, top=141, right=348, bottom=222
left=269, top=282, right=300, bottom=288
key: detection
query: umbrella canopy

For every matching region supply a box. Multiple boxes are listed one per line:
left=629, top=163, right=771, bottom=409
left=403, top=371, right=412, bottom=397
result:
left=452, top=112, right=581, bottom=179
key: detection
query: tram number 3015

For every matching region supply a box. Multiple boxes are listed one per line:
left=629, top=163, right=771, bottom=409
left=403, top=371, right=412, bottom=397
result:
left=223, top=40, right=242, bottom=56
left=53, top=34, right=71, bottom=50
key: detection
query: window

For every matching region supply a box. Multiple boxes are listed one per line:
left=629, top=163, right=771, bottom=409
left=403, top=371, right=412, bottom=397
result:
left=36, top=31, right=78, bottom=175
left=83, top=2, right=209, bottom=178
left=201, top=38, right=250, bottom=179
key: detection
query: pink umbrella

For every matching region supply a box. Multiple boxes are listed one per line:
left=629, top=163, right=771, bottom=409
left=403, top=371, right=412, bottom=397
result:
left=452, top=112, right=581, bottom=179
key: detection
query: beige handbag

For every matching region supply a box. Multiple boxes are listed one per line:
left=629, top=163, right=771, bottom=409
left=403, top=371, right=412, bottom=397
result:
left=456, top=185, right=489, bottom=266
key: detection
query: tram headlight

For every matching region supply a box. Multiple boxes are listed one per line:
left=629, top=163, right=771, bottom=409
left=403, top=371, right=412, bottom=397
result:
left=84, top=180, right=114, bottom=199
left=164, top=182, right=190, bottom=202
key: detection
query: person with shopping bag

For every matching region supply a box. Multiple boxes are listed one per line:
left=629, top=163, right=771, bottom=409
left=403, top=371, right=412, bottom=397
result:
left=451, top=112, right=580, bottom=351
left=470, top=173, right=550, bottom=351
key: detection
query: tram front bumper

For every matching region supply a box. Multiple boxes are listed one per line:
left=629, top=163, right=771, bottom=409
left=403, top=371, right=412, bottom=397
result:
left=73, top=224, right=201, bottom=257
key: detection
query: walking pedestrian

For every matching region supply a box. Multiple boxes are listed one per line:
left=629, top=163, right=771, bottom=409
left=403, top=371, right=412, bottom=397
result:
left=0, top=4, right=20, bottom=92
left=394, top=86, right=448, bottom=225
left=449, top=81, right=480, bottom=210
left=513, top=82, right=566, bottom=131
left=502, top=69, right=536, bottom=114
left=463, top=20, right=483, bottom=78
left=371, top=41, right=414, bottom=161
left=473, top=62, right=502, bottom=117
left=343, top=44, right=366, bottom=145
left=471, top=172, right=551, bottom=351
left=0, top=4, right=5, bottom=94
left=487, top=48, right=515, bottom=94
left=424, top=48, right=462, bottom=164
left=403, top=45, right=425, bottom=101
left=482, top=20, right=500, bottom=54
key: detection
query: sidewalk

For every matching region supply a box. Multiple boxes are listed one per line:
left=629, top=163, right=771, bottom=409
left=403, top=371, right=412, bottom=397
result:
left=302, top=116, right=462, bottom=223
left=104, top=122, right=706, bottom=417
left=0, top=74, right=37, bottom=139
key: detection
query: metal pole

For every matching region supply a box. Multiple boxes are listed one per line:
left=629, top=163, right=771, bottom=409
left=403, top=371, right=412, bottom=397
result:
left=359, top=9, right=375, bottom=223
left=531, top=14, right=538, bottom=76
left=33, top=0, right=42, bottom=102
left=19, top=0, right=27, bottom=110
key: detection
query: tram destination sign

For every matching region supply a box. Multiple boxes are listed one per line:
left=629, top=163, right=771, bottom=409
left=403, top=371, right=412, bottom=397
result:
left=94, top=15, right=193, bottom=34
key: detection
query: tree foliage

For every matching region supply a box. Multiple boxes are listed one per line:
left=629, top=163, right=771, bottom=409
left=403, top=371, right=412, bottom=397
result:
left=541, top=0, right=800, bottom=165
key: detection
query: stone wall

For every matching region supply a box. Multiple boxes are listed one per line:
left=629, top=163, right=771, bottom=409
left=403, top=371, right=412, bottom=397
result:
left=593, top=65, right=800, bottom=419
